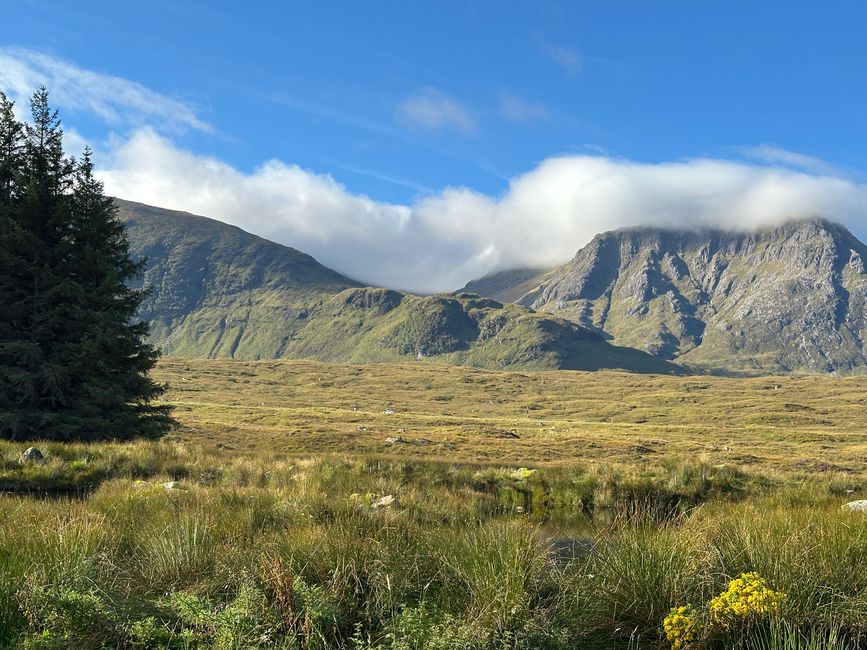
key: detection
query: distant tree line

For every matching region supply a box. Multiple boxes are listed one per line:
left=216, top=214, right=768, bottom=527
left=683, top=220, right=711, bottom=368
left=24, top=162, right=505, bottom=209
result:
left=0, top=87, right=175, bottom=441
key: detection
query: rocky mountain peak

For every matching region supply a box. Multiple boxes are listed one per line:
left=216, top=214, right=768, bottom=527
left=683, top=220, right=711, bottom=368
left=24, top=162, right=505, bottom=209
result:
left=467, top=218, right=867, bottom=373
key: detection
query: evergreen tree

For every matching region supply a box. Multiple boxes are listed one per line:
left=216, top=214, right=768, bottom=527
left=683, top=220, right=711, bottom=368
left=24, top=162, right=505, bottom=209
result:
left=0, top=90, right=44, bottom=435
left=0, top=92, right=23, bottom=205
left=0, top=88, right=175, bottom=440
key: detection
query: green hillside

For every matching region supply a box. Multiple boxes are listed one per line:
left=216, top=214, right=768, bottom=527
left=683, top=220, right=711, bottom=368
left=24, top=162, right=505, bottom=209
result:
left=118, top=199, right=360, bottom=358
left=118, top=200, right=679, bottom=373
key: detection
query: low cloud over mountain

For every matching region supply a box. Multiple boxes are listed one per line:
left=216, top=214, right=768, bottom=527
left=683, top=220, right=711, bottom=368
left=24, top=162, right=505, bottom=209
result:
left=100, top=129, right=867, bottom=293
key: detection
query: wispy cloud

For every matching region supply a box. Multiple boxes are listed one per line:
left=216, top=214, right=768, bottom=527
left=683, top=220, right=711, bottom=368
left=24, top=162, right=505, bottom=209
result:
left=741, top=145, right=840, bottom=176
left=397, top=88, right=477, bottom=134
left=499, top=93, right=549, bottom=125
left=272, top=92, right=407, bottom=142
left=272, top=91, right=502, bottom=180
left=329, top=161, right=434, bottom=194
left=536, top=37, right=582, bottom=75
left=0, top=46, right=211, bottom=133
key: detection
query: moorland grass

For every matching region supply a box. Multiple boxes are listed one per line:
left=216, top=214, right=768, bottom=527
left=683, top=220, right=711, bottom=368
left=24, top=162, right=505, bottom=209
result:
left=149, top=358, right=867, bottom=474
left=0, top=456, right=864, bottom=648
left=0, top=358, right=866, bottom=648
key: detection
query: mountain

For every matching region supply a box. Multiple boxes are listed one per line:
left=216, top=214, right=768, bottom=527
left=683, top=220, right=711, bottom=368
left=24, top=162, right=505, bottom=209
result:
left=117, top=199, right=678, bottom=373
left=466, top=218, right=867, bottom=373
left=461, top=267, right=554, bottom=304
left=118, top=199, right=360, bottom=358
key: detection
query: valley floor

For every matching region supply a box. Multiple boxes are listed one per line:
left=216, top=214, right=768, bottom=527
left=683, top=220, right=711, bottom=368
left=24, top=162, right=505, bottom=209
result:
left=154, top=358, right=867, bottom=475
left=1, top=359, right=866, bottom=648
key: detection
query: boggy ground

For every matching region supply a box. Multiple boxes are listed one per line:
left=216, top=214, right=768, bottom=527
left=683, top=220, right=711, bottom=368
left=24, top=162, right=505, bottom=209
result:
left=0, top=358, right=866, bottom=649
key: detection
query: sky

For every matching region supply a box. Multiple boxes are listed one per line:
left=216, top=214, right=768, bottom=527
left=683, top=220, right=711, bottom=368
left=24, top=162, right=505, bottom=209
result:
left=2, top=1, right=867, bottom=292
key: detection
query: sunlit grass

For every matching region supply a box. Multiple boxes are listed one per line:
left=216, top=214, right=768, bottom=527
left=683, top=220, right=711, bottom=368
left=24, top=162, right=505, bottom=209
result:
left=1, top=358, right=867, bottom=648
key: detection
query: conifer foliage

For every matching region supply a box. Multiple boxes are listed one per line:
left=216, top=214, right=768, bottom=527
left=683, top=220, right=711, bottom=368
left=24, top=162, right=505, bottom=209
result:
left=0, top=88, right=175, bottom=440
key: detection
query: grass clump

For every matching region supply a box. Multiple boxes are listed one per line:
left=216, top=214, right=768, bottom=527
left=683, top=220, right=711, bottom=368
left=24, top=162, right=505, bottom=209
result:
left=0, top=456, right=865, bottom=648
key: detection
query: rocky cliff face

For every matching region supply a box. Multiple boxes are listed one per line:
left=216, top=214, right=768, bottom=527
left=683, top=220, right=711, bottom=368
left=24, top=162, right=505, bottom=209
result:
left=516, top=219, right=867, bottom=373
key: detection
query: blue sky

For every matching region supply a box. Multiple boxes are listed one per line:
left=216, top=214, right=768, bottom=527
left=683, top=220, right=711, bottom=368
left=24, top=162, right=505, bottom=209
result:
left=2, top=1, right=867, bottom=291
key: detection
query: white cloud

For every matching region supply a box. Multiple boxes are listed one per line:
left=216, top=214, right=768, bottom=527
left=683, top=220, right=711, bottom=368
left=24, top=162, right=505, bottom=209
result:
left=397, top=88, right=477, bottom=134
left=499, top=93, right=549, bottom=124
left=0, top=47, right=211, bottom=133
left=97, top=129, right=867, bottom=294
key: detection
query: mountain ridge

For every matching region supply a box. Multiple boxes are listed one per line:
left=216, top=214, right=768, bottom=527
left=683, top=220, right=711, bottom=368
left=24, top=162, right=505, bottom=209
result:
left=116, top=199, right=679, bottom=374
left=463, top=217, right=867, bottom=373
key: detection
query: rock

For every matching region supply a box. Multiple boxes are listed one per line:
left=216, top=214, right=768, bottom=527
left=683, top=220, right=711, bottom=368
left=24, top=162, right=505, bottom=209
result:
left=487, top=429, right=520, bottom=439
left=385, top=435, right=431, bottom=446
left=19, top=447, right=45, bottom=464
left=371, top=494, right=398, bottom=510
left=161, top=481, right=180, bottom=490
left=843, top=500, right=867, bottom=513
left=383, top=409, right=395, bottom=415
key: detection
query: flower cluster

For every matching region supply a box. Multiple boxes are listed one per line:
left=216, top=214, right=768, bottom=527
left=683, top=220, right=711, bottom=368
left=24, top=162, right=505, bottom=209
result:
left=510, top=467, right=537, bottom=481
left=709, top=572, right=786, bottom=626
left=663, top=604, right=698, bottom=650
left=663, top=572, right=786, bottom=648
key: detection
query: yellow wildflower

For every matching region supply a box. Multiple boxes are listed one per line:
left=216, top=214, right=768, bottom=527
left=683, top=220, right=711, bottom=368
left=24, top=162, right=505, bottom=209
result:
left=663, top=604, right=698, bottom=649
left=709, top=572, right=785, bottom=627
left=510, top=467, right=537, bottom=481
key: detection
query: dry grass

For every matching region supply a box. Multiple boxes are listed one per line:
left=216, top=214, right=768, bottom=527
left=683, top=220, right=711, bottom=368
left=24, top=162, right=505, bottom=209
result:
left=2, top=359, right=867, bottom=647
left=152, top=358, right=867, bottom=476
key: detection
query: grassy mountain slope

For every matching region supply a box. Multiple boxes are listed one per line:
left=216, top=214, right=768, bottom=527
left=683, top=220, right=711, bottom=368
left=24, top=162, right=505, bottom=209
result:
left=118, top=199, right=361, bottom=358
left=286, top=288, right=677, bottom=372
left=468, top=218, right=867, bottom=373
left=117, top=199, right=678, bottom=373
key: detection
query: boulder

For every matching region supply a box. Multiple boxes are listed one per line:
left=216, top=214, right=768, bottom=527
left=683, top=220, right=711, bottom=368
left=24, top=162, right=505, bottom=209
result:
left=371, top=494, right=398, bottom=510
left=843, top=500, right=867, bottom=513
left=19, top=447, right=45, bottom=464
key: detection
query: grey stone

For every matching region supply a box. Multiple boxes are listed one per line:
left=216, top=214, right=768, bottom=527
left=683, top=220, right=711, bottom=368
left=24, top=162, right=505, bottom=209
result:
left=19, top=447, right=45, bottom=464
left=371, top=494, right=398, bottom=510
left=843, top=500, right=867, bottom=513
